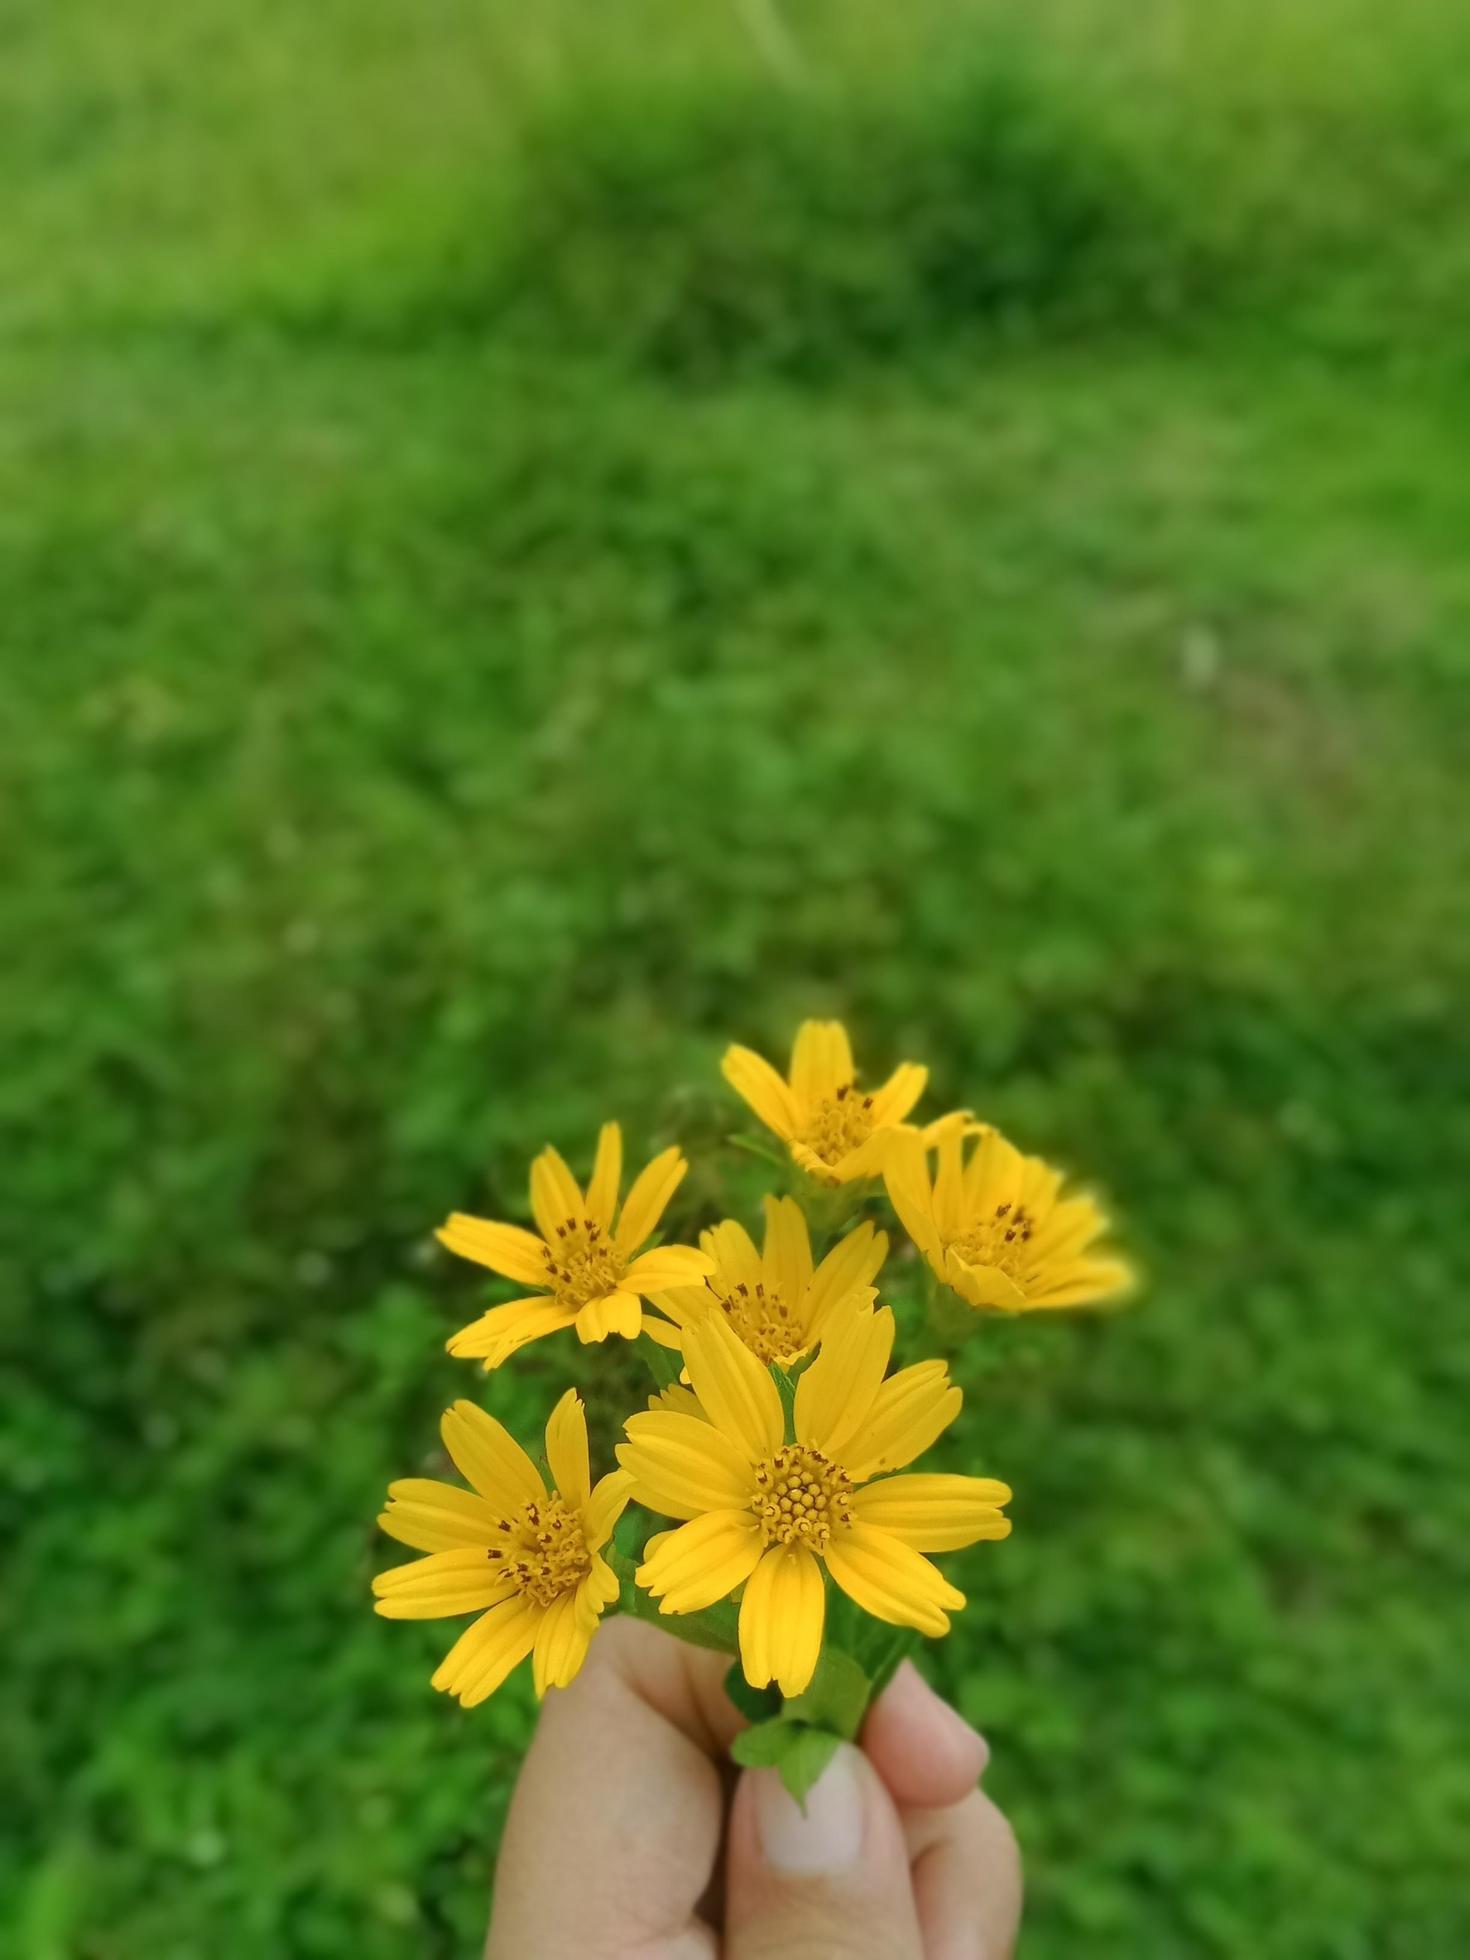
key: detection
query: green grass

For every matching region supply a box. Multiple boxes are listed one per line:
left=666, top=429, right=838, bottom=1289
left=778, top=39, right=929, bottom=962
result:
left=5, top=3, right=1470, bottom=1955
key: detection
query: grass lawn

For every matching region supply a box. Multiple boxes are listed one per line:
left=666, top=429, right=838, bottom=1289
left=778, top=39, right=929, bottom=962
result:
left=5, top=3, right=1469, bottom=1955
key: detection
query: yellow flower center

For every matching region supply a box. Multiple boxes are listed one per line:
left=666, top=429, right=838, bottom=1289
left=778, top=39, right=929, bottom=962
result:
left=951, top=1201, right=1036, bottom=1282
left=490, top=1493, right=592, bottom=1608
left=716, top=1278, right=806, bottom=1368
left=542, top=1215, right=626, bottom=1308
left=798, top=1081, right=875, bottom=1168
left=751, top=1444, right=853, bottom=1552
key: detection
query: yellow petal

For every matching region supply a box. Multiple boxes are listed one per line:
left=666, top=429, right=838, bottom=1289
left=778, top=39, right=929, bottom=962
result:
left=761, top=1194, right=814, bottom=1305
left=581, top=1553, right=621, bottom=1610
left=575, top=1291, right=643, bottom=1342
left=446, top=1296, right=576, bottom=1364
left=804, top=1219, right=889, bottom=1332
left=682, top=1313, right=784, bottom=1461
left=373, top=1549, right=515, bottom=1620
left=850, top=1473, right=1013, bottom=1551
left=721, top=1044, right=799, bottom=1138
left=532, top=1589, right=597, bottom=1696
left=882, top=1130, right=939, bottom=1256
left=826, top=1522, right=965, bottom=1636
left=640, top=1301, right=690, bottom=1345
left=544, top=1389, right=590, bottom=1506
left=738, top=1544, right=825, bottom=1696
left=585, top=1121, right=623, bottom=1230
left=616, top=1146, right=687, bottom=1253
left=840, top=1363, right=961, bottom=1481
left=617, top=1411, right=756, bottom=1520
left=625, top=1244, right=717, bottom=1293
left=430, top=1595, right=540, bottom=1704
left=437, top=1214, right=550, bottom=1288
left=794, top=1305, right=895, bottom=1459
left=637, top=1508, right=763, bottom=1613
left=868, top=1061, right=927, bottom=1126
left=932, top=1127, right=968, bottom=1242
left=441, top=1401, right=546, bottom=1508
left=530, top=1145, right=584, bottom=1242
left=1025, top=1257, right=1134, bottom=1309
left=378, top=1478, right=502, bottom=1553
left=582, top=1468, right=633, bottom=1550
left=704, top=1217, right=763, bottom=1294
left=943, top=1251, right=1026, bottom=1313
left=791, top=1019, right=853, bottom=1106
left=648, top=1383, right=705, bottom=1420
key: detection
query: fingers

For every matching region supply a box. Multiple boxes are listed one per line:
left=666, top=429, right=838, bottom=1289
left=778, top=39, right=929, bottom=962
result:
left=906, top=1787, right=1023, bottom=1960
left=484, top=1617, right=738, bottom=1958
left=861, top=1660, right=989, bottom=1810
left=723, top=1743, right=925, bottom=1959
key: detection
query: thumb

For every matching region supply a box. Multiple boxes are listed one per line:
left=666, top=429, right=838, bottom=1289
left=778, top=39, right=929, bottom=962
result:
left=724, top=1741, right=924, bottom=1960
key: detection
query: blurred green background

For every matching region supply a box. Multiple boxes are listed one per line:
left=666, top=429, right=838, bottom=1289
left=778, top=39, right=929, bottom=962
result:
left=5, top=0, right=1469, bottom=1953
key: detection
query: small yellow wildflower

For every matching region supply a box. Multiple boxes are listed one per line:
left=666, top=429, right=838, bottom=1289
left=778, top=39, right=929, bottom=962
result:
left=618, top=1307, right=1011, bottom=1697
left=885, top=1124, right=1133, bottom=1313
left=721, top=1019, right=933, bottom=1185
left=373, top=1390, right=629, bottom=1704
left=644, top=1194, right=887, bottom=1369
left=439, top=1121, right=714, bottom=1365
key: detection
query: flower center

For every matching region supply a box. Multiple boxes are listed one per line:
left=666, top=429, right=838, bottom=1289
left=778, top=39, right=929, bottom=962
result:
left=489, top=1493, right=591, bottom=1608
left=541, top=1215, right=626, bottom=1307
left=716, top=1278, right=806, bottom=1368
left=951, top=1201, right=1035, bottom=1282
left=798, top=1081, right=875, bottom=1168
left=751, top=1445, right=853, bottom=1553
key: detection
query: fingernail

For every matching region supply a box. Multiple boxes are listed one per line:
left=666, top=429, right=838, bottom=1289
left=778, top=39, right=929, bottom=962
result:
left=753, top=1743, right=865, bottom=1874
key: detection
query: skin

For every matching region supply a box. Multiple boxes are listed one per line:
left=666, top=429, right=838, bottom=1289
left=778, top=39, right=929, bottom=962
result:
left=486, top=1617, right=1022, bottom=1959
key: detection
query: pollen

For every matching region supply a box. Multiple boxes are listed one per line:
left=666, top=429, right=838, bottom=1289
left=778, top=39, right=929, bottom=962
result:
left=952, top=1202, right=1036, bottom=1282
left=490, top=1493, right=592, bottom=1609
left=717, top=1278, right=806, bottom=1368
left=541, top=1215, right=626, bottom=1308
left=751, top=1445, right=853, bottom=1553
left=797, top=1080, right=876, bottom=1169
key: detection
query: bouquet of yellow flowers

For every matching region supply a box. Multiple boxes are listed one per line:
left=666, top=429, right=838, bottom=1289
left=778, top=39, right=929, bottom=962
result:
left=372, top=1021, right=1131, bottom=1797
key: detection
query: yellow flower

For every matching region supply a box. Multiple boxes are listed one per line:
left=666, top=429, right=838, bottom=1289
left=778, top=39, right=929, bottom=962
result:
left=722, top=1019, right=931, bottom=1185
left=618, top=1307, right=1011, bottom=1697
left=438, top=1121, right=714, bottom=1365
left=885, top=1124, right=1133, bottom=1313
left=373, top=1390, right=630, bottom=1704
left=644, top=1195, right=888, bottom=1369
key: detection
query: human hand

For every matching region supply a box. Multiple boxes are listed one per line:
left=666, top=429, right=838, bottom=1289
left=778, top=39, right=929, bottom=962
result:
left=485, top=1616, right=1022, bottom=1958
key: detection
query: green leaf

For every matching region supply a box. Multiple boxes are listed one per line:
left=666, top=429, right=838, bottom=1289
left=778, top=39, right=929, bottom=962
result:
left=634, top=1331, right=683, bottom=1391
left=723, top=1662, right=783, bottom=1726
left=727, top=1132, right=791, bottom=1172
left=851, top=1620, right=921, bottom=1696
left=783, top=1644, right=870, bottom=1740
left=730, top=1719, right=843, bottom=1805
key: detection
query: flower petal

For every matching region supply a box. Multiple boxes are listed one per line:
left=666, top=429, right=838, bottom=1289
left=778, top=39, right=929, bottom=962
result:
left=544, top=1388, right=590, bottom=1506
left=794, top=1305, right=895, bottom=1459
left=530, top=1145, right=584, bottom=1242
left=625, top=1244, right=717, bottom=1293
left=437, top=1214, right=550, bottom=1287
left=441, top=1400, right=546, bottom=1508
left=430, top=1595, right=540, bottom=1704
left=1025, top=1257, right=1134, bottom=1309
left=378, top=1478, right=503, bottom=1553
left=722, top=1044, right=799, bottom=1139
left=850, top=1473, right=1013, bottom=1551
left=804, top=1219, right=889, bottom=1333
left=704, top=1218, right=763, bottom=1294
left=616, top=1146, right=687, bottom=1253
left=738, top=1544, right=825, bottom=1696
left=682, top=1313, right=784, bottom=1462
left=585, top=1121, right=623, bottom=1231
left=826, top=1522, right=965, bottom=1636
left=761, top=1194, right=814, bottom=1306
left=582, top=1468, right=633, bottom=1550
left=575, top=1291, right=643, bottom=1342
left=446, top=1296, right=576, bottom=1364
left=637, top=1508, right=763, bottom=1613
left=868, top=1061, right=927, bottom=1126
left=618, top=1411, right=756, bottom=1520
left=839, top=1362, right=961, bottom=1481
left=532, top=1589, right=597, bottom=1696
left=373, top=1549, right=516, bottom=1620
left=791, top=1020, right=853, bottom=1105
left=943, top=1251, right=1026, bottom=1313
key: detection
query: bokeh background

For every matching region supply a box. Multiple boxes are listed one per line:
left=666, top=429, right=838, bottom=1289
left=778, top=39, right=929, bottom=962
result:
left=6, top=1, right=1469, bottom=1954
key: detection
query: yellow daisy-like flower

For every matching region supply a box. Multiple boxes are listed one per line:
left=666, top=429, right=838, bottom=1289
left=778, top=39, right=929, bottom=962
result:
left=373, top=1390, right=629, bottom=1704
left=618, top=1307, right=1011, bottom=1697
left=644, top=1194, right=888, bottom=1369
left=438, top=1121, right=715, bottom=1365
left=885, top=1124, right=1133, bottom=1313
left=722, top=1019, right=931, bottom=1186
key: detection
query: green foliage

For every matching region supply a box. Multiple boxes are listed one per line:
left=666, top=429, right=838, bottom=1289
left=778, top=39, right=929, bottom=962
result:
left=5, top=1, right=1470, bottom=1956
left=730, top=1720, right=842, bottom=1806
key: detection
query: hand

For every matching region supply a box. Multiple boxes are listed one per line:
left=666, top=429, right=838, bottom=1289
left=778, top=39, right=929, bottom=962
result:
left=486, top=1616, right=1022, bottom=1958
